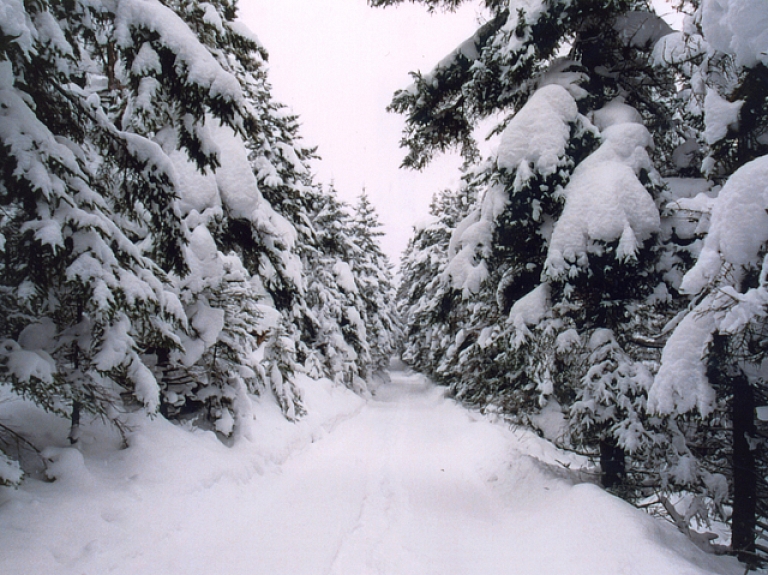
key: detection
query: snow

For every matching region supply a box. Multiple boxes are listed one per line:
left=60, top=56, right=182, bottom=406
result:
left=648, top=295, right=719, bottom=416
left=181, top=225, right=225, bottom=295
left=545, top=103, right=660, bottom=278
left=229, top=21, right=263, bottom=50
left=700, top=0, right=768, bottom=68
left=128, top=357, right=161, bottom=413
left=0, top=0, right=33, bottom=55
left=189, top=301, right=226, bottom=349
left=17, top=318, right=57, bottom=352
left=201, top=2, right=225, bottom=32
left=131, top=43, right=162, bottom=76
left=211, top=120, right=261, bottom=220
left=408, top=16, right=491, bottom=94
left=496, top=84, right=579, bottom=184
left=0, top=63, right=83, bottom=199
left=0, top=455, right=23, bottom=486
left=614, top=11, right=673, bottom=48
left=680, top=155, right=768, bottom=294
left=495, top=0, right=547, bottom=55
left=703, top=89, right=742, bottom=145
left=41, top=447, right=95, bottom=489
left=333, top=260, right=358, bottom=293
left=115, top=0, right=243, bottom=105
left=0, top=342, right=55, bottom=384
left=0, top=368, right=740, bottom=575
left=590, top=99, right=644, bottom=131
left=444, top=183, right=507, bottom=297
left=509, top=283, right=551, bottom=329
left=653, top=32, right=706, bottom=68
left=93, top=316, right=134, bottom=372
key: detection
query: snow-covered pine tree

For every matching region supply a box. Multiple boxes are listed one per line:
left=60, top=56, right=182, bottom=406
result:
left=105, top=0, right=307, bottom=431
left=351, top=190, right=400, bottom=379
left=649, top=0, right=768, bottom=564
left=0, top=0, right=254, bottom=461
left=397, top=185, right=474, bottom=377
left=302, top=186, right=372, bottom=393
left=0, top=0, right=319, bottom=456
left=242, top=98, right=373, bottom=389
left=375, top=0, right=684, bottom=490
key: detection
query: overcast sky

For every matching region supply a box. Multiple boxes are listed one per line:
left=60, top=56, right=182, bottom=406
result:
left=238, top=0, right=486, bottom=263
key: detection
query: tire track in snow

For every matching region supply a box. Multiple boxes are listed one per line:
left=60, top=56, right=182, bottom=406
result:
left=324, top=375, right=413, bottom=575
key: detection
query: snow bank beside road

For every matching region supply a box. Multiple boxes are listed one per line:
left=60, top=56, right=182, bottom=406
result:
left=0, top=369, right=743, bottom=575
left=0, top=374, right=364, bottom=575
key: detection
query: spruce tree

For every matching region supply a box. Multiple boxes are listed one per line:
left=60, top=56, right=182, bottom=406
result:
left=0, top=0, right=314, bottom=456
left=118, top=0, right=308, bottom=431
left=0, top=0, right=242, bottom=459
left=397, top=186, right=473, bottom=376
left=648, top=0, right=768, bottom=564
left=377, top=0, right=684, bottom=493
left=305, top=187, right=372, bottom=392
left=351, top=191, right=400, bottom=378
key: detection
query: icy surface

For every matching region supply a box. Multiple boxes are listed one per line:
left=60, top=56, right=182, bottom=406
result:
left=0, top=368, right=741, bottom=575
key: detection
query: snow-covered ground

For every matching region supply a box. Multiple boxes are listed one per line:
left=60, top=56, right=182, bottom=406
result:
left=0, top=366, right=743, bottom=575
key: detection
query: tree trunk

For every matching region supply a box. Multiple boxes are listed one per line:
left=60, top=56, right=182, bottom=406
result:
left=68, top=401, right=81, bottom=445
left=732, top=372, right=757, bottom=565
left=600, top=437, right=625, bottom=489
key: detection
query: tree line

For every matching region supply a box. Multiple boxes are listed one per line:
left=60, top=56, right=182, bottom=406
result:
left=0, top=0, right=399, bottom=486
left=385, top=0, right=768, bottom=567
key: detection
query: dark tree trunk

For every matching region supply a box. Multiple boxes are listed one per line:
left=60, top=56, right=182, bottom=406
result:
left=68, top=400, right=81, bottom=445
left=732, top=372, right=757, bottom=565
left=156, top=347, right=170, bottom=419
left=600, top=437, right=625, bottom=489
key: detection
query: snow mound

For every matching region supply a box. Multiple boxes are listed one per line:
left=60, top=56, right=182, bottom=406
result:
left=701, top=0, right=768, bottom=68
left=545, top=102, right=659, bottom=278
left=680, top=155, right=768, bottom=294
left=496, top=84, right=579, bottom=184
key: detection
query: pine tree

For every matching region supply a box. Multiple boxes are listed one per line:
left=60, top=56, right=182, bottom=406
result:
left=377, top=0, right=684, bottom=492
left=397, top=186, right=473, bottom=376
left=648, top=1, right=768, bottom=564
left=351, top=190, right=400, bottom=378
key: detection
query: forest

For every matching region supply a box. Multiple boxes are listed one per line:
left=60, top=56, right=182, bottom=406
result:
left=1, top=0, right=767, bottom=571
left=0, top=0, right=398, bottom=480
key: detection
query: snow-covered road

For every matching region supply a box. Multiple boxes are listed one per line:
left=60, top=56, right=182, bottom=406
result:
left=0, top=368, right=742, bottom=574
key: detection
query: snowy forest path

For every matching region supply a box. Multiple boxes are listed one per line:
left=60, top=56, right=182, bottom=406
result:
left=235, top=367, right=739, bottom=575
left=0, top=367, right=741, bottom=575
left=176, top=367, right=739, bottom=575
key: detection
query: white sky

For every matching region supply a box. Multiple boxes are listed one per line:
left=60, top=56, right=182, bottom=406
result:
left=238, top=0, right=485, bottom=263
